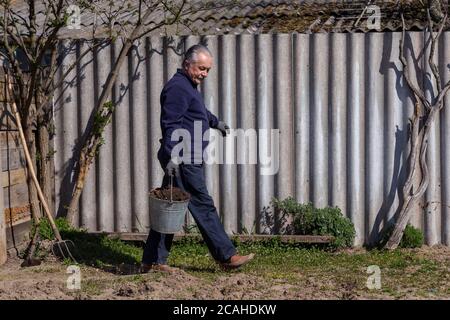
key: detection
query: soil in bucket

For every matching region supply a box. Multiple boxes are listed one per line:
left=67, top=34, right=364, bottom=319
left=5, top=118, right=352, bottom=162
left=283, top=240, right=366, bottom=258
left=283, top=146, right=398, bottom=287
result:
left=150, top=187, right=190, bottom=201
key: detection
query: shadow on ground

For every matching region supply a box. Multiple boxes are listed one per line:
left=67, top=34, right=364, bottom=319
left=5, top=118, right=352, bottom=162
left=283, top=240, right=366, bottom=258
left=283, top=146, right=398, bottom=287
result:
left=58, top=230, right=143, bottom=275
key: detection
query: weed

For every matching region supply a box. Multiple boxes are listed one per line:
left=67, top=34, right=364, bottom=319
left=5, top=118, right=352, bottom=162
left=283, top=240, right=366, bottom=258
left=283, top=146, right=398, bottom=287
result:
left=81, top=278, right=104, bottom=296
left=38, top=220, right=141, bottom=269
left=400, top=225, right=424, bottom=248
left=38, top=217, right=75, bottom=240
left=271, top=198, right=356, bottom=249
left=28, top=221, right=449, bottom=299
left=378, top=224, right=424, bottom=249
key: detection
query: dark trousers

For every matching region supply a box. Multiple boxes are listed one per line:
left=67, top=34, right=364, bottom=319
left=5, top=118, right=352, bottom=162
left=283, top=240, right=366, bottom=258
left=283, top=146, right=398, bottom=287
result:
left=142, top=163, right=236, bottom=264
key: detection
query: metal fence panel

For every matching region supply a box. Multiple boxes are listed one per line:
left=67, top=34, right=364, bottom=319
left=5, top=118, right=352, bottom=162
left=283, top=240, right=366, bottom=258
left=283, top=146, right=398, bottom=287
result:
left=54, top=32, right=450, bottom=246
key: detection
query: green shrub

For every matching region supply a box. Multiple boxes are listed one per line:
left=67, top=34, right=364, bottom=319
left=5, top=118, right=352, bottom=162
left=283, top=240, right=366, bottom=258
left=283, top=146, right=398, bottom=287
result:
left=272, top=197, right=355, bottom=249
left=38, top=217, right=75, bottom=240
left=378, top=223, right=424, bottom=249
left=400, top=224, right=424, bottom=248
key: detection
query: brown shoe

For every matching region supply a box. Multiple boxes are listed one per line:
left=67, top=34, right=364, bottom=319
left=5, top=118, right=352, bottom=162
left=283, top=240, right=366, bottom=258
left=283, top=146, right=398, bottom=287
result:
left=141, top=263, right=180, bottom=274
left=219, top=253, right=255, bottom=270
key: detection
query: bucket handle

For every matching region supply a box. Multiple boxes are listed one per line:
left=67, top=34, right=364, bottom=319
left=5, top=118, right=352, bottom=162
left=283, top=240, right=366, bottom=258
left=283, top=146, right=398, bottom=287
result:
left=169, top=174, right=173, bottom=203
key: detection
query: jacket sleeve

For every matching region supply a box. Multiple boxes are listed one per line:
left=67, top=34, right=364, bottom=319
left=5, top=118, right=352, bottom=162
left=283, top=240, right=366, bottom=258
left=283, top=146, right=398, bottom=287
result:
left=160, top=84, right=190, bottom=157
left=206, top=109, right=219, bottom=128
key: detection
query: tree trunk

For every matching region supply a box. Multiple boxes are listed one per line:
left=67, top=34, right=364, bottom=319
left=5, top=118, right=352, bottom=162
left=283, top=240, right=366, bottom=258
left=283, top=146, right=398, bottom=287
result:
left=37, top=124, right=53, bottom=214
left=65, top=39, right=135, bottom=224
left=24, top=125, right=42, bottom=222
left=385, top=108, right=439, bottom=249
left=63, top=4, right=187, bottom=226
left=385, top=192, right=420, bottom=249
left=0, top=144, right=6, bottom=265
left=0, top=214, right=6, bottom=265
left=66, top=152, right=90, bottom=226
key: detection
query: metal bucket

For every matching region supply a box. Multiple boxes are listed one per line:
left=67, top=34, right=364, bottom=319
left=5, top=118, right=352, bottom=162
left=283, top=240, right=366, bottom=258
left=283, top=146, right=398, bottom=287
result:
left=149, top=178, right=190, bottom=234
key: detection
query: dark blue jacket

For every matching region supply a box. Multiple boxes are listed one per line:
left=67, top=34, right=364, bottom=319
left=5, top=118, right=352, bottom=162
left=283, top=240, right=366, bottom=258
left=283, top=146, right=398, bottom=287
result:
left=159, top=69, right=219, bottom=164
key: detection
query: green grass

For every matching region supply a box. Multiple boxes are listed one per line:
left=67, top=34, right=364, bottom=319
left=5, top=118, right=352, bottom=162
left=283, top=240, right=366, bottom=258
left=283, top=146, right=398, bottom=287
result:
left=36, top=219, right=140, bottom=269
left=47, top=225, right=449, bottom=298
left=169, top=240, right=448, bottom=298
left=61, top=230, right=143, bottom=269
left=79, top=278, right=104, bottom=296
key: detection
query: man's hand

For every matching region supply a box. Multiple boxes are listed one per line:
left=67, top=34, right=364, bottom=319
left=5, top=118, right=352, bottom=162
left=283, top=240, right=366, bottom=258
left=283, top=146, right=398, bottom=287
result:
left=216, top=121, right=230, bottom=137
left=166, top=158, right=180, bottom=177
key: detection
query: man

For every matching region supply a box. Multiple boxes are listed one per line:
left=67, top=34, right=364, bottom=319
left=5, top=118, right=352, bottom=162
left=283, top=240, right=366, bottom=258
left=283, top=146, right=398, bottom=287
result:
left=142, top=44, right=255, bottom=273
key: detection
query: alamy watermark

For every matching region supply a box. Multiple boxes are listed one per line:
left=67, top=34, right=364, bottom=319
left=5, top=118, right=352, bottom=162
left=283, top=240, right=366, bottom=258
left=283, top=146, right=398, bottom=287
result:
left=66, top=5, right=81, bottom=30
left=354, top=4, right=381, bottom=31
left=66, top=265, right=81, bottom=290
left=170, top=121, right=280, bottom=175
left=366, top=5, right=381, bottom=31
left=366, top=265, right=381, bottom=290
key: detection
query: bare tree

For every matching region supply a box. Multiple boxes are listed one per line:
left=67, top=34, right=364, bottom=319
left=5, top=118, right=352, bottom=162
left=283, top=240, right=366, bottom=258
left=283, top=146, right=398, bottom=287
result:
left=0, top=0, right=234, bottom=260
left=385, top=6, right=450, bottom=249
left=1, top=0, right=76, bottom=227
left=0, top=0, right=115, bottom=260
left=62, top=0, right=238, bottom=224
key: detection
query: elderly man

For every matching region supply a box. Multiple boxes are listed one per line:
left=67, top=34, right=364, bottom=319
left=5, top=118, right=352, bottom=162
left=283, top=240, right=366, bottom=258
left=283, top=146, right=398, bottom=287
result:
left=141, top=44, right=255, bottom=273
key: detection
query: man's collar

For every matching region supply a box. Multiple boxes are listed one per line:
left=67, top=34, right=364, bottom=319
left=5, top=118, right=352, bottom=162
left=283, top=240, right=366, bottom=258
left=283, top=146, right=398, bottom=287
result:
left=177, top=68, right=197, bottom=88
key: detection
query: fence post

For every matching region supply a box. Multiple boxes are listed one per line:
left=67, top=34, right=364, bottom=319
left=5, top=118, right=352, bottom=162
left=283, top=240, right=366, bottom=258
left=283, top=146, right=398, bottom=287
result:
left=1, top=68, right=6, bottom=265
left=0, top=145, right=6, bottom=265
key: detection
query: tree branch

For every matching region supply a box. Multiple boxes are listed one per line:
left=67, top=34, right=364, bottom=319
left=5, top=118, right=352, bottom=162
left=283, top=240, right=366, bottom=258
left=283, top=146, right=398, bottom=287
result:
left=25, top=0, right=66, bottom=114
left=43, top=43, right=58, bottom=91
left=399, top=13, right=431, bottom=110
left=39, top=40, right=108, bottom=111
left=28, top=0, right=36, bottom=56
left=435, top=79, right=450, bottom=108
left=6, top=9, right=34, bottom=62
left=402, top=104, right=421, bottom=195
left=427, top=12, right=446, bottom=95
left=2, top=8, right=26, bottom=108
left=35, top=1, right=54, bottom=55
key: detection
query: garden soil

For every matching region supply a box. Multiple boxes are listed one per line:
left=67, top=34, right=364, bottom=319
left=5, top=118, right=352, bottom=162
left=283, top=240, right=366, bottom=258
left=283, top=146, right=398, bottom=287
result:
left=150, top=187, right=190, bottom=202
left=0, top=246, right=449, bottom=300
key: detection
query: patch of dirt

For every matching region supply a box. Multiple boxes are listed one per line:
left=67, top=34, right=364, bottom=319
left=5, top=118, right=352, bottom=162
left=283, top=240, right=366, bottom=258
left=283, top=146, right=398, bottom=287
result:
left=1, top=246, right=449, bottom=300
left=150, top=187, right=190, bottom=202
left=0, top=254, right=321, bottom=300
left=412, top=245, right=450, bottom=264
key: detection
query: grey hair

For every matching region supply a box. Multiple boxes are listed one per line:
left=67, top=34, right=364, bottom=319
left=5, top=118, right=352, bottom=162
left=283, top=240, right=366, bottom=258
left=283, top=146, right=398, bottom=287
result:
left=183, top=44, right=212, bottom=66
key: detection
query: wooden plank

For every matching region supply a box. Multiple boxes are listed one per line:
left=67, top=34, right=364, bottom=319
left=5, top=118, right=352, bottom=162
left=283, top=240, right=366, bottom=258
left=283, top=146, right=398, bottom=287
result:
left=0, top=147, right=6, bottom=265
left=0, top=131, right=21, bottom=147
left=91, top=232, right=334, bottom=244
left=0, top=111, right=35, bottom=131
left=4, top=205, right=31, bottom=225
left=0, top=217, right=5, bottom=265
left=1, top=147, right=26, bottom=172
left=6, top=219, right=31, bottom=250
left=0, top=111, right=17, bottom=131
left=0, top=85, right=7, bottom=103
left=2, top=168, right=27, bottom=187
left=230, top=234, right=333, bottom=243
left=1, top=132, right=25, bottom=172
left=3, top=183, right=30, bottom=208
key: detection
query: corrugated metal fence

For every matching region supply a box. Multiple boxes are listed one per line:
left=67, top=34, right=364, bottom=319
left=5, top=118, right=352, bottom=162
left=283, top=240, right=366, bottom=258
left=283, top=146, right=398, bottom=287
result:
left=54, top=32, right=450, bottom=246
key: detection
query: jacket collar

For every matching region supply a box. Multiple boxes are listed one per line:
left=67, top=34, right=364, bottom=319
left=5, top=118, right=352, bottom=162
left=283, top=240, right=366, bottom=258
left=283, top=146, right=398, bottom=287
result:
left=177, top=68, right=198, bottom=88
